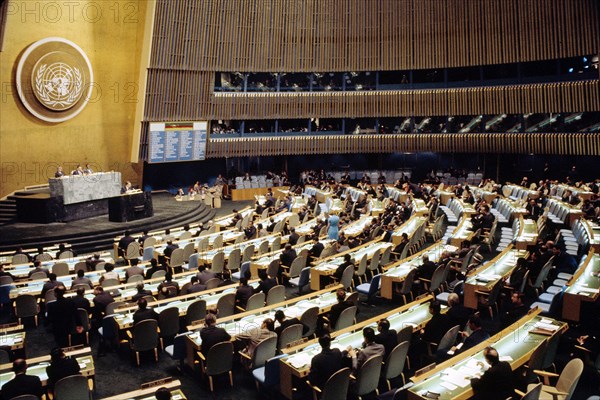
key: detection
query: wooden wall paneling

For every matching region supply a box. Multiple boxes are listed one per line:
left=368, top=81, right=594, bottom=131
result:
left=146, top=0, right=600, bottom=72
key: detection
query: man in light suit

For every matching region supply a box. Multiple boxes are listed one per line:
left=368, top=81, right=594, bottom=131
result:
left=347, top=326, right=385, bottom=371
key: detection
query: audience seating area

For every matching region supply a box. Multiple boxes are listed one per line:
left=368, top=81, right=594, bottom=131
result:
left=0, top=176, right=598, bottom=400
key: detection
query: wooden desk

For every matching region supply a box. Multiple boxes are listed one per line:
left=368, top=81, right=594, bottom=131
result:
left=250, top=240, right=336, bottom=279
left=5, top=252, right=113, bottom=280
left=213, top=207, right=254, bottom=229
left=304, top=186, right=333, bottom=203
left=278, top=296, right=435, bottom=400
left=380, top=242, right=457, bottom=299
left=294, top=217, right=320, bottom=237
left=515, top=216, right=538, bottom=250
left=339, top=215, right=372, bottom=237
left=411, top=198, right=430, bottom=216
left=8, top=262, right=141, bottom=299
left=562, top=251, right=599, bottom=322
left=231, top=186, right=289, bottom=201
left=391, top=215, right=428, bottom=245
left=437, top=190, right=455, bottom=206
left=463, top=246, right=528, bottom=309
left=113, top=280, right=260, bottom=330
left=387, top=186, right=409, bottom=204
left=184, top=286, right=342, bottom=369
left=0, top=347, right=94, bottom=388
left=408, top=310, right=568, bottom=400
left=0, top=324, right=25, bottom=353
left=309, top=240, right=391, bottom=291
left=448, top=217, right=475, bottom=248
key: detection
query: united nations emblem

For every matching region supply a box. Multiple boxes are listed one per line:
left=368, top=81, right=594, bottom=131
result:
left=16, top=37, right=93, bottom=123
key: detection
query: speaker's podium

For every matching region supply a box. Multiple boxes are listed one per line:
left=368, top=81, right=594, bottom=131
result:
left=108, top=191, right=153, bottom=222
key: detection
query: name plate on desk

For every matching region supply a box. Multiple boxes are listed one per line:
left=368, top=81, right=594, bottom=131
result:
left=141, top=377, right=173, bottom=389
left=49, top=171, right=121, bottom=204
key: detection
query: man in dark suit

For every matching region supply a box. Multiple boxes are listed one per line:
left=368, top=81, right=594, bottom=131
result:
left=0, top=359, right=44, bottom=399
left=235, top=277, right=255, bottom=309
left=392, top=233, right=409, bottom=255
left=446, top=293, right=473, bottom=329
left=163, top=240, right=179, bottom=259
left=138, top=230, right=150, bottom=245
left=416, top=254, right=437, bottom=281
left=118, top=230, right=135, bottom=258
left=125, top=258, right=144, bottom=280
left=459, top=316, right=490, bottom=353
left=196, top=264, right=217, bottom=285
left=72, top=287, right=91, bottom=313
left=157, top=273, right=179, bottom=296
left=46, top=285, right=82, bottom=347
left=374, top=318, right=398, bottom=358
left=421, top=301, right=451, bottom=345
left=470, top=346, right=516, bottom=400
left=85, top=253, right=105, bottom=271
left=28, top=259, right=49, bottom=278
left=244, top=220, right=257, bottom=240
left=92, top=286, right=114, bottom=322
left=525, top=199, right=542, bottom=219
left=280, top=244, right=297, bottom=267
left=145, top=258, right=164, bottom=280
left=255, top=270, right=277, bottom=295
left=308, top=237, right=324, bottom=262
left=131, top=283, right=153, bottom=302
left=199, top=313, right=231, bottom=357
left=501, top=292, right=528, bottom=328
left=288, top=227, right=299, bottom=246
left=41, top=273, right=62, bottom=299
left=71, top=269, right=93, bottom=290
left=332, top=254, right=353, bottom=283
left=472, top=205, right=494, bottom=232
left=325, top=289, right=354, bottom=331
left=274, top=309, right=306, bottom=336
left=133, top=298, right=159, bottom=325
left=307, top=335, right=347, bottom=390
left=46, top=347, right=81, bottom=390
left=182, top=276, right=206, bottom=294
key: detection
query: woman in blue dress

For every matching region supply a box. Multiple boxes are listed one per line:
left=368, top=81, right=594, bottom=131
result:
left=327, top=213, right=340, bottom=240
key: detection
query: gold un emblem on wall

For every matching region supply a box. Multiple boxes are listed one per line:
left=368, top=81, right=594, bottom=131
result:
left=16, top=37, right=93, bottom=123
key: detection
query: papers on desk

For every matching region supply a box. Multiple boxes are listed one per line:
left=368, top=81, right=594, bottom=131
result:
left=0, top=336, right=21, bottom=346
left=576, top=287, right=598, bottom=294
left=319, top=263, right=339, bottom=271
left=476, top=274, right=501, bottom=283
left=288, top=352, right=312, bottom=368
left=444, top=245, right=459, bottom=253
left=534, top=321, right=559, bottom=332
left=499, top=356, right=513, bottom=362
left=440, top=381, right=458, bottom=391
left=440, top=369, right=471, bottom=388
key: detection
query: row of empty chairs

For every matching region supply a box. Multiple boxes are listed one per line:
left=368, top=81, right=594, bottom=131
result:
left=546, top=198, right=579, bottom=226
left=503, top=183, right=537, bottom=203
left=530, top=252, right=590, bottom=313
left=490, top=197, right=522, bottom=225
left=557, top=218, right=593, bottom=256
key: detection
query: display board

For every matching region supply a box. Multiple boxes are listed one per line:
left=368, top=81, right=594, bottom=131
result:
left=148, top=122, right=207, bottom=163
